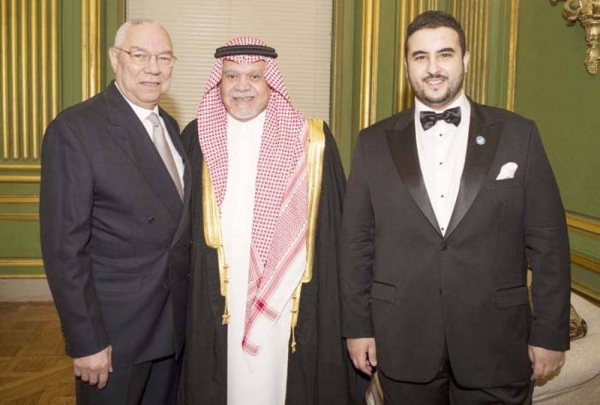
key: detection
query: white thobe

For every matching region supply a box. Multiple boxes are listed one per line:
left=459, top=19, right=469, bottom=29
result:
left=222, top=112, right=303, bottom=405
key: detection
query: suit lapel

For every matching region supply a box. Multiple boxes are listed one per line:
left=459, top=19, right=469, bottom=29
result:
left=444, top=101, right=501, bottom=238
left=386, top=111, right=441, bottom=235
left=103, top=83, right=183, bottom=222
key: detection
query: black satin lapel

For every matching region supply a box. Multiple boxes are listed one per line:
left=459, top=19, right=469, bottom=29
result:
left=445, top=117, right=501, bottom=238
left=386, top=123, right=441, bottom=235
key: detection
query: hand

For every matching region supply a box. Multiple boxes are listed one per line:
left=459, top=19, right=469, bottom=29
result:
left=73, top=345, right=113, bottom=389
left=528, top=345, right=565, bottom=381
left=347, top=337, right=377, bottom=376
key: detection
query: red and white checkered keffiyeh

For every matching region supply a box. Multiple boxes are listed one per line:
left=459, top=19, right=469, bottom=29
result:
left=197, top=37, right=308, bottom=357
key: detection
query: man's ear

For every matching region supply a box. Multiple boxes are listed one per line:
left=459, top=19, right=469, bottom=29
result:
left=462, top=51, right=470, bottom=73
left=108, top=48, right=119, bottom=73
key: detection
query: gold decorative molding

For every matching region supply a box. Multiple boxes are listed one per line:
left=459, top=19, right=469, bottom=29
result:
left=395, top=0, right=439, bottom=112
left=552, top=0, right=600, bottom=75
left=0, top=195, right=39, bottom=204
left=507, top=0, right=520, bottom=111
left=82, top=0, right=101, bottom=100
left=572, top=279, right=600, bottom=305
left=0, top=0, right=60, bottom=162
left=330, top=0, right=345, bottom=146
left=1, top=1, right=8, bottom=160
left=359, top=0, right=380, bottom=129
left=0, top=259, right=43, bottom=267
left=572, top=251, right=600, bottom=274
left=0, top=213, right=39, bottom=221
left=455, top=0, right=492, bottom=106
left=0, top=175, right=41, bottom=183
left=0, top=274, right=46, bottom=279
left=51, top=0, right=59, bottom=119
left=0, top=164, right=41, bottom=171
left=567, top=211, right=600, bottom=236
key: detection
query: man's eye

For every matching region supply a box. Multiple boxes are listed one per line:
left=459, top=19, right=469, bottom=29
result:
left=251, top=74, right=262, bottom=80
left=131, top=53, right=146, bottom=60
left=226, top=74, right=237, bottom=80
left=158, top=55, right=172, bottom=62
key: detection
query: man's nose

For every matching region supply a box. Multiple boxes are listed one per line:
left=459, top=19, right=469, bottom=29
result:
left=426, top=57, right=441, bottom=75
left=144, top=55, right=161, bottom=74
left=235, top=76, right=251, bottom=90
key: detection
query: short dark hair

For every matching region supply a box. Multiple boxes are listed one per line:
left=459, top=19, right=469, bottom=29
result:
left=405, top=11, right=466, bottom=56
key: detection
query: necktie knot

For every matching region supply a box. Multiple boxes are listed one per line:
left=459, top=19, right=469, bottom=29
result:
left=147, top=112, right=161, bottom=128
left=419, top=106, right=461, bottom=131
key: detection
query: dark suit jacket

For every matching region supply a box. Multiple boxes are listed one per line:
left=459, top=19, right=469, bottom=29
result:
left=40, top=81, right=191, bottom=367
left=340, top=100, right=570, bottom=388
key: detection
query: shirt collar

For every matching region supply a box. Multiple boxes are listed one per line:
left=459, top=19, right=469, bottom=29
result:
left=114, top=81, right=160, bottom=122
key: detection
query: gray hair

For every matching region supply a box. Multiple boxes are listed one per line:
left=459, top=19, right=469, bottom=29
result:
left=114, top=18, right=162, bottom=48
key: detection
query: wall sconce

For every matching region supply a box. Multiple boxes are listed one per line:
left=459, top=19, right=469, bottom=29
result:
left=551, top=0, right=600, bottom=75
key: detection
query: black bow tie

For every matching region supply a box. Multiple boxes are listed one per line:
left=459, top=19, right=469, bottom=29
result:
left=419, top=107, right=461, bottom=130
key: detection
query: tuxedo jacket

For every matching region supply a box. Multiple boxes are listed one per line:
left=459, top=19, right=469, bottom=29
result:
left=40, top=82, right=191, bottom=367
left=340, top=100, right=570, bottom=388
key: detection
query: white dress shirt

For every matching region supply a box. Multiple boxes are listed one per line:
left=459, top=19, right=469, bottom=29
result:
left=115, top=83, right=185, bottom=187
left=414, top=92, right=471, bottom=236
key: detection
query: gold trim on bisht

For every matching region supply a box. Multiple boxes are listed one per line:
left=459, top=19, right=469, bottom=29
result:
left=202, top=161, right=230, bottom=324
left=290, top=118, right=326, bottom=353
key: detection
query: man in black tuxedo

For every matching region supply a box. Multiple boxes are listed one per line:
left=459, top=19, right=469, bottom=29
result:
left=340, top=11, right=570, bottom=404
left=40, top=18, right=190, bottom=404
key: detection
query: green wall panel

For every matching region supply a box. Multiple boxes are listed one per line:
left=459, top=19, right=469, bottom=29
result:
left=515, top=2, right=600, bottom=294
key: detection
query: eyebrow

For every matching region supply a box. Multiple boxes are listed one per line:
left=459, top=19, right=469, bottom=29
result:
left=222, top=68, right=264, bottom=75
left=129, top=46, right=173, bottom=55
left=411, top=47, right=456, bottom=58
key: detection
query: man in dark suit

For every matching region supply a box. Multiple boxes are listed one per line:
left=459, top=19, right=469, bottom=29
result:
left=40, top=18, right=190, bottom=404
left=340, top=11, right=570, bottom=404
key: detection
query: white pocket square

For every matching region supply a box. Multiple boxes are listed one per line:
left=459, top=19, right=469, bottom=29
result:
left=496, top=162, right=518, bottom=180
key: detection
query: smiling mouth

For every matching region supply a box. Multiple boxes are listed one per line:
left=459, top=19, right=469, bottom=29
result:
left=424, top=77, right=447, bottom=84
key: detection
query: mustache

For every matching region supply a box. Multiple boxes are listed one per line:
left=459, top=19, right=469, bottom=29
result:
left=231, top=92, right=256, bottom=98
left=424, top=74, right=448, bottom=81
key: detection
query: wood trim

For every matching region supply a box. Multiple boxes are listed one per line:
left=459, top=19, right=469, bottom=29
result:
left=572, top=279, right=600, bottom=306
left=0, top=195, right=39, bottom=204
left=0, top=164, right=41, bottom=171
left=567, top=212, right=600, bottom=236
left=572, top=252, right=600, bottom=275
left=0, top=259, right=43, bottom=267
left=0, top=213, right=39, bottom=221
left=506, top=0, right=519, bottom=111
left=0, top=175, right=41, bottom=183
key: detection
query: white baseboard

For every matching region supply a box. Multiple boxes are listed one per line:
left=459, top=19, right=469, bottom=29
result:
left=0, top=279, right=53, bottom=302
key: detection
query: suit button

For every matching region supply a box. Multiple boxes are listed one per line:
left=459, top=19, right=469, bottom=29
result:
left=148, top=216, right=155, bottom=223
left=163, top=283, right=168, bottom=290
left=440, top=242, right=447, bottom=251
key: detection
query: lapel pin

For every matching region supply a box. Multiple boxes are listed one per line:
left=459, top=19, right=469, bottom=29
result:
left=476, top=135, right=486, bottom=145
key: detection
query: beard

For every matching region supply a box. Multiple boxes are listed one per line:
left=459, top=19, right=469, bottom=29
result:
left=411, top=71, right=465, bottom=109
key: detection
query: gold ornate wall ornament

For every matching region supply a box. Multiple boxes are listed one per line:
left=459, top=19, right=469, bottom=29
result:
left=0, top=0, right=59, bottom=163
left=359, top=0, right=380, bottom=129
left=82, top=0, right=102, bottom=99
left=552, top=0, right=600, bottom=75
left=396, top=0, right=439, bottom=112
